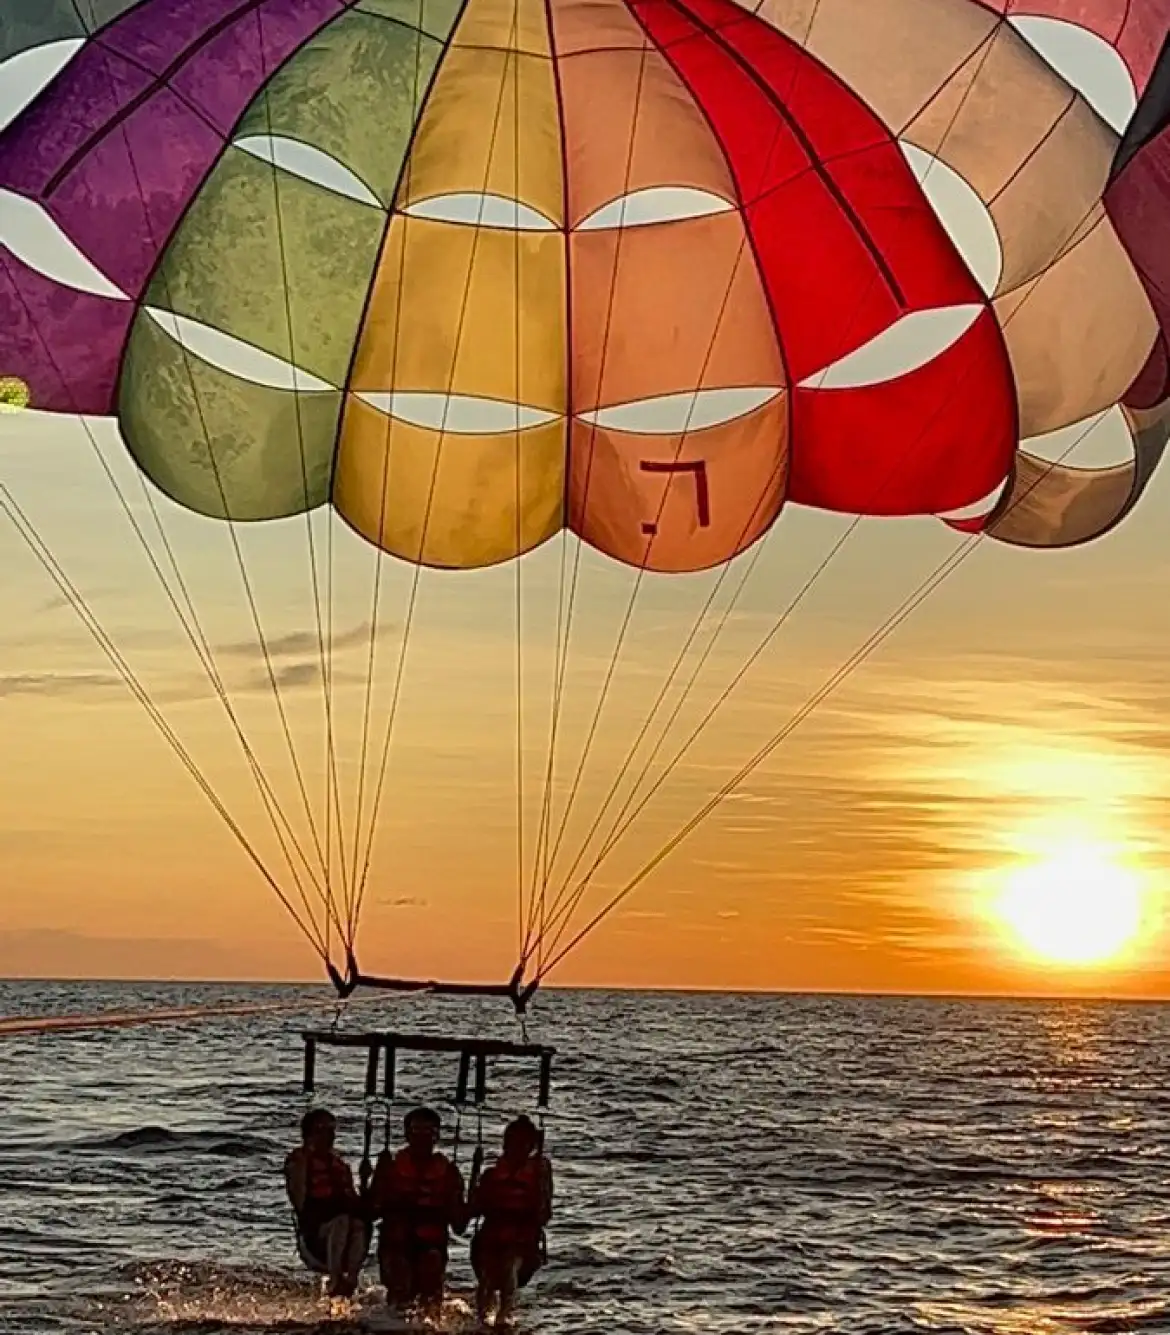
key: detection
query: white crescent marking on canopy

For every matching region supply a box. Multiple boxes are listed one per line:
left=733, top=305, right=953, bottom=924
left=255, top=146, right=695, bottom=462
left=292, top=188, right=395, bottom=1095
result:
left=576, top=187, right=736, bottom=231
left=356, top=391, right=561, bottom=433
left=1018, top=404, right=1136, bottom=467
left=401, top=193, right=558, bottom=231
left=233, top=135, right=384, bottom=209
left=798, top=305, right=983, bottom=391
left=0, top=187, right=128, bottom=300
left=0, top=39, right=85, bottom=136
left=1009, top=16, right=1138, bottom=135
left=577, top=387, right=783, bottom=434
left=143, top=306, right=335, bottom=392
left=936, top=476, right=1011, bottom=522
left=899, top=143, right=1004, bottom=298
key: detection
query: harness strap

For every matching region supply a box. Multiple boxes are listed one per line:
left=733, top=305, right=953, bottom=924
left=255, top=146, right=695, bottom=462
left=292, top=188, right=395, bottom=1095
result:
left=360, top=1104, right=376, bottom=1193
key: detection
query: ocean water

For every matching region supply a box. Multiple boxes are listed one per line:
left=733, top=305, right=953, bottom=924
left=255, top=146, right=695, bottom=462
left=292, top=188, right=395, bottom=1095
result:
left=1, top=982, right=1169, bottom=1335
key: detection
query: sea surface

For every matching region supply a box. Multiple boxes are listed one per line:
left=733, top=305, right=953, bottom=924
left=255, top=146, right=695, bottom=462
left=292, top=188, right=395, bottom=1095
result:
left=1, top=982, right=1169, bottom=1335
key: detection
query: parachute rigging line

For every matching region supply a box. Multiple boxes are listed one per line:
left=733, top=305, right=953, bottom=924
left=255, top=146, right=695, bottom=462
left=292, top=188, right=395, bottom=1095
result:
left=0, top=995, right=327, bottom=1039
left=6, top=18, right=333, bottom=948
left=526, top=515, right=861, bottom=970
left=347, top=5, right=520, bottom=943
left=107, top=20, right=354, bottom=943
left=527, top=516, right=573, bottom=977
left=0, top=243, right=341, bottom=951
left=520, top=0, right=867, bottom=970
left=527, top=0, right=823, bottom=917
left=522, top=12, right=1038, bottom=968
left=520, top=41, right=656, bottom=975
left=348, top=3, right=487, bottom=932
left=522, top=15, right=1116, bottom=969
left=514, top=32, right=528, bottom=962
left=0, top=484, right=331, bottom=963
left=253, top=6, right=349, bottom=952
left=529, top=362, right=1111, bottom=978
left=344, top=0, right=436, bottom=951
left=530, top=6, right=1021, bottom=943
left=523, top=0, right=1002, bottom=963
left=532, top=359, right=1072, bottom=966
left=2, top=0, right=370, bottom=956
left=518, top=13, right=940, bottom=961
left=526, top=49, right=655, bottom=940
left=527, top=0, right=579, bottom=975
left=539, top=544, right=978, bottom=974
left=92, top=25, right=342, bottom=932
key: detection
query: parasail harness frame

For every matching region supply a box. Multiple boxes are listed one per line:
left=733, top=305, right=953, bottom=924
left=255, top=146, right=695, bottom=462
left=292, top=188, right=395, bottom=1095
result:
left=295, top=1028, right=555, bottom=1275
left=303, top=1028, right=555, bottom=1176
left=301, top=1028, right=556, bottom=1112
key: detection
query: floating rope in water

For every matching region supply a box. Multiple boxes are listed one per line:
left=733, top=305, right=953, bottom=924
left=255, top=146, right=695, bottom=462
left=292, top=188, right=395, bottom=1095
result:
left=0, top=994, right=337, bottom=1038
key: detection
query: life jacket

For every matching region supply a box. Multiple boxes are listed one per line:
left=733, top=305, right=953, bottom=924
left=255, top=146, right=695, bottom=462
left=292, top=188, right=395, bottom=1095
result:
left=305, top=1150, right=351, bottom=1204
left=480, top=1155, right=546, bottom=1244
left=386, top=1149, right=454, bottom=1245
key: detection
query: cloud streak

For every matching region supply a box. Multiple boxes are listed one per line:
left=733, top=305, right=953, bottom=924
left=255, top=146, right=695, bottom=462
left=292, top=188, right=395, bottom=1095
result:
left=219, top=621, right=394, bottom=660
left=0, top=670, right=124, bottom=697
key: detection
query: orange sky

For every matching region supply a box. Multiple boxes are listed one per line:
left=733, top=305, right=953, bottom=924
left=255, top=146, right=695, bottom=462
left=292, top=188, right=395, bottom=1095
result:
left=3, top=414, right=1170, bottom=1000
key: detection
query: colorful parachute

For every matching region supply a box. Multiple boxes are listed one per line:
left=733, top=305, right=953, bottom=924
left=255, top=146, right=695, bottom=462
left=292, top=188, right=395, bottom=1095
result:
left=2, top=0, right=1169, bottom=567
left=1, top=0, right=1169, bottom=993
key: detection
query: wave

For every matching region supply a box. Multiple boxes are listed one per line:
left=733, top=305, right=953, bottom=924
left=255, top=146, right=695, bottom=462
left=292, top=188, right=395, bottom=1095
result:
left=77, top=1127, right=275, bottom=1158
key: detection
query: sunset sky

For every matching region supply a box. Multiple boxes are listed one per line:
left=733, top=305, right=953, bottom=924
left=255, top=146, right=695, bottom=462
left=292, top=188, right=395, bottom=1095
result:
left=2, top=5, right=1168, bottom=1001
left=3, top=405, right=1169, bottom=999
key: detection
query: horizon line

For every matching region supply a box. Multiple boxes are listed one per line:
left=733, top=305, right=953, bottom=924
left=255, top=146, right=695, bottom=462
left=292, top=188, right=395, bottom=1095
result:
left=3, top=975, right=1168, bottom=1007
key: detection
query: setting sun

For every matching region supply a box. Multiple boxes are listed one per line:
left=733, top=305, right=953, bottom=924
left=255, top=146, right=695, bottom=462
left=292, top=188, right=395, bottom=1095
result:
left=991, top=846, right=1147, bottom=968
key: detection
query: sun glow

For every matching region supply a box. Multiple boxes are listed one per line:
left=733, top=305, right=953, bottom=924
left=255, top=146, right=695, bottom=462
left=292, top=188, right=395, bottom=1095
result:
left=990, top=842, right=1149, bottom=968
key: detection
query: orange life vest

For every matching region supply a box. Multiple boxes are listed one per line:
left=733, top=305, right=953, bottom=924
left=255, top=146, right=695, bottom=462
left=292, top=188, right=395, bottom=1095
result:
left=305, top=1150, right=351, bottom=1203
left=386, top=1149, right=454, bottom=1244
left=480, top=1155, right=546, bottom=1244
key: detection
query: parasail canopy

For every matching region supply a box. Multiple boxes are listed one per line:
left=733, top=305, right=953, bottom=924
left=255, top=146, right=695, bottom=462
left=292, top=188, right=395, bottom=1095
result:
left=1, top=0, right=1168, bottom=1006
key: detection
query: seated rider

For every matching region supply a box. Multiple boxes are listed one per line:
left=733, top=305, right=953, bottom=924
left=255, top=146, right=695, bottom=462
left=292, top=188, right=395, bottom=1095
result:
left=367, top=1106, right=467, bottom=1310
left=283, top=1107, right=368, bottom=1298
left=469, top=1114, right=553, bottom=1327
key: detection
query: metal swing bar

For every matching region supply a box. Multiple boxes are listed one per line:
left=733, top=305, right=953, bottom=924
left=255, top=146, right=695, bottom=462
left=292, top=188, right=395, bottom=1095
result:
left=325, top=952, right=540, bottom=1015
left=302, top=1029, right=556, bottom=1109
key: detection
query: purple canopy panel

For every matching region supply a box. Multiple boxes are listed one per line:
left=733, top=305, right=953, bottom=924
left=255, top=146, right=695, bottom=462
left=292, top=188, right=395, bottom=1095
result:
left=0, top=253, right=130, bottom=415
left=98, top=0, right=314, bottom=72
left=1108, top=127, right=1170, bottom=408
left=100, top=0, right=353, bottom=137
left=0, top=0, right=350, bottom=414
